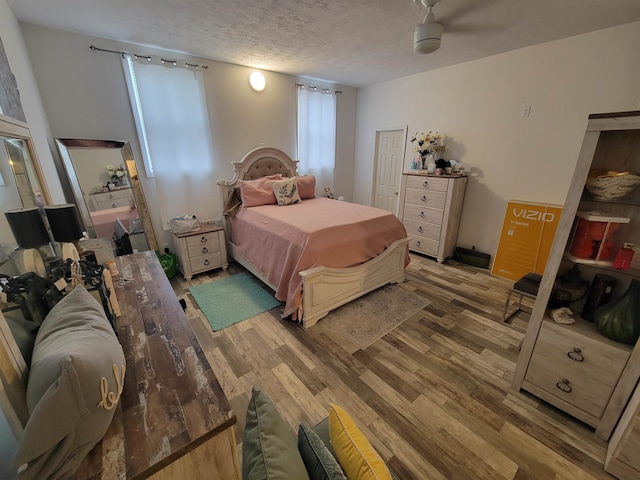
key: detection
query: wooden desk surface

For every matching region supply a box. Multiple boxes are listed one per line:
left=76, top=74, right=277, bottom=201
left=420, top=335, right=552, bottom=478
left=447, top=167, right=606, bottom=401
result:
left=74, top=251, right=236, bottom=479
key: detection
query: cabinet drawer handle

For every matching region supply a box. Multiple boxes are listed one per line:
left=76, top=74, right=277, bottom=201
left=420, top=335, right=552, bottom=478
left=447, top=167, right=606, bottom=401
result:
left=417, top=226, right=423, bottom=233
left=422, top=181, right=429, bottom=188
left=567, top=347, right=584, bottom=362
left=203, top=259, right=210, bottom=266
left=415, top=241, right=421, bottom=247
left=419, top=211, right=425, bottom=218
left=421, top=196, right=428, bottom=202
left=200, top=236, right=208, bottom=243
left=556, top=378, right=572, bottom=393
left=109, top=194, right=114, bottom=199
left=112, top=203, right=116, bottom=208
left=202, top=247, right=209, bottom=254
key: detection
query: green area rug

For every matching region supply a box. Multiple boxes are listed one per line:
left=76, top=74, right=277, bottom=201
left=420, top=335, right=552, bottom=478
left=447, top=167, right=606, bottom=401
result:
left=189, top=273, right=281, bottom=331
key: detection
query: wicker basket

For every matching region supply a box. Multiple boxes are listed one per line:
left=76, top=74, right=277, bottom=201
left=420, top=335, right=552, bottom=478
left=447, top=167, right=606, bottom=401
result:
left=585, top=170, right=640, bottom=201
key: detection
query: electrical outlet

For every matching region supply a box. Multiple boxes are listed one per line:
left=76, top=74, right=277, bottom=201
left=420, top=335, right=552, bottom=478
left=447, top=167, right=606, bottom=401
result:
left=521, top=105, right=531, bottom=117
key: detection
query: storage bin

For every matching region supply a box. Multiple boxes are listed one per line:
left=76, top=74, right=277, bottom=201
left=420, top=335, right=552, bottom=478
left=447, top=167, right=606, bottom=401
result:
left=566, top=212, right=630, bottom=265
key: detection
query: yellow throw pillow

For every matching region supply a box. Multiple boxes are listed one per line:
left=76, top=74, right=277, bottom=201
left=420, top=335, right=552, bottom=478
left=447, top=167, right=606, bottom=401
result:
left=328, top=404, right=392, bottom=480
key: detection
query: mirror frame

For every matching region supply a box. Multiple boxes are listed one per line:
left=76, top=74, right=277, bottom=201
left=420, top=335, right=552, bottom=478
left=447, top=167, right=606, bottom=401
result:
left=55, top=138, right=158, bottom=252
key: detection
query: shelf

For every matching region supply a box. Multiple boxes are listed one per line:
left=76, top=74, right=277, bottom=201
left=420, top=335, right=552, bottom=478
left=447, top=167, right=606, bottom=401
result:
left=563, top=252, right=640, bottom=277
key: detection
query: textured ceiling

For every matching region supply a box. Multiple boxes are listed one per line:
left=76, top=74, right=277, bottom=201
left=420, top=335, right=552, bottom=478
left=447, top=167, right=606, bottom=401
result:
left=8, top=0, right=640, bottom=87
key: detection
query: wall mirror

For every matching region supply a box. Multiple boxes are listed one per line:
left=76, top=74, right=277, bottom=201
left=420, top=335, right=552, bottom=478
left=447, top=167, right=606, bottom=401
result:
left=55, top=139, right=158, bottom=254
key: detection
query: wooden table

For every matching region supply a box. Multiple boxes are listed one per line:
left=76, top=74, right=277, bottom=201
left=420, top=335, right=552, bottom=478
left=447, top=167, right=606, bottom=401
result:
left=73, top=251, right=239, bottom=479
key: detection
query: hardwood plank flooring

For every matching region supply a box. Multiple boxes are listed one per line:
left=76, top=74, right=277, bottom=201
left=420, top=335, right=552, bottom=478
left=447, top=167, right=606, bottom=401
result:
left=170, top=253, right=614, bottom=479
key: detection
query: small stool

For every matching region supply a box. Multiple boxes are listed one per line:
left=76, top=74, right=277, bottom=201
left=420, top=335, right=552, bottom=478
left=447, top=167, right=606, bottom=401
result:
left=502, top=272, right=542, bottom=322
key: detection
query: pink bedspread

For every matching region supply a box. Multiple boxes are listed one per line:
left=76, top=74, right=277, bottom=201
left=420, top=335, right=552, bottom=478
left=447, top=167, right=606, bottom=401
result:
left=232, top=197, right=408, bottom=319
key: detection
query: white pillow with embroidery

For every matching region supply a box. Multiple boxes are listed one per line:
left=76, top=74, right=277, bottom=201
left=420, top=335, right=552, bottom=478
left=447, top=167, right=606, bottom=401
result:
left=272, top=177, right=302, bottom=206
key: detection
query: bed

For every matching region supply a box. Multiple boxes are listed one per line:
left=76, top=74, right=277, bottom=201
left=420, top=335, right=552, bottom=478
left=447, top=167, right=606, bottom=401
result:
left=217, top=147, right=409, bottom=328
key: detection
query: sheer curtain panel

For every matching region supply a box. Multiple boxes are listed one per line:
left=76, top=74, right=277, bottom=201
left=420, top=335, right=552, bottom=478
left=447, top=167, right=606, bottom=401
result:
left=123, top=56, right=216, bottom=228
left=297, top=87, right=336, bottom=195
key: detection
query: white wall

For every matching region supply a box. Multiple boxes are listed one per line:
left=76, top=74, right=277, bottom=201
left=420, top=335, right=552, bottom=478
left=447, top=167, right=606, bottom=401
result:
left=18, top=24, right=358, bottom=247
left=355, top=22, right=640, bottom=258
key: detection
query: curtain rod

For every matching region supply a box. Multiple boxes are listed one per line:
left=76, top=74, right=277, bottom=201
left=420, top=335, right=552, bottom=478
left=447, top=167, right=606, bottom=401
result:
left=295, top=83, right=342, bottom=94
left=89, top=45, right=209, bottom=70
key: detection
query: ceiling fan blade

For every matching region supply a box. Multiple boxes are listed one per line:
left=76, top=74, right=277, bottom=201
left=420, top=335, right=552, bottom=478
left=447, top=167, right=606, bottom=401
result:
left=444, top=22, right=505, bottom=34
left=438, top=0, right=500, bottom=25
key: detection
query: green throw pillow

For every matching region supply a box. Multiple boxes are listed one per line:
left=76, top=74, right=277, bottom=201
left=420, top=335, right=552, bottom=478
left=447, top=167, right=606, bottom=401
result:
left=298, top=424, right=347, bottom=480
left=242, top=387, right=309, bottom=480
left=12, top=285, right=124, bottom=480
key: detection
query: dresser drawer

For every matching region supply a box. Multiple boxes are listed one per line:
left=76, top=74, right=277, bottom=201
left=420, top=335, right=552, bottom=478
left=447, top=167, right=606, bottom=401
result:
left=186, top=231, right=221, bottom=251
left=406, top=175, right=449, bottom=192
left=403, top=219, right=441, bottom=240
left=95, top=197, right=131, bottom=210
left=525, top=320, right=630, bottom=418
left=189, top=252, right=223, bottom=273
left=187, top=238, right=221, bottom=259
left=404, top=188, right=446, bottom=209
left=402, top=204, right=445, bottom=225
left=407, top=234, right=439, bottom=256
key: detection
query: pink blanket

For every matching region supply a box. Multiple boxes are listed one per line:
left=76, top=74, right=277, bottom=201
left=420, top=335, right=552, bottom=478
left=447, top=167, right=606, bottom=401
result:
left=232, top=197, right=408, bottom=319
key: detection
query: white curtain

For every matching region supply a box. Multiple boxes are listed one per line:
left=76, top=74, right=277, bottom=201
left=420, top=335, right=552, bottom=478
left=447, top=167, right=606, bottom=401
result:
left=122, top=56, right=215, bottom=228
left=297, top=88, right=336, bottom=195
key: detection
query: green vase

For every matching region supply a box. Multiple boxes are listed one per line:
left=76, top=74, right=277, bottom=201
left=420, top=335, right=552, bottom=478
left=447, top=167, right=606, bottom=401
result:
left=594, top=278, right=640, bottom=344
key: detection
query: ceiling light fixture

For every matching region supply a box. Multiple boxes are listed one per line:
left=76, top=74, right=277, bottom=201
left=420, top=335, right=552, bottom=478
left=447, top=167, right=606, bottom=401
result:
left=249, top=71, right=266, bottom=92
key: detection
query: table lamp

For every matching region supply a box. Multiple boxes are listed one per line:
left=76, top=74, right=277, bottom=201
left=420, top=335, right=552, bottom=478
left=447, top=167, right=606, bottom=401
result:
left=5, top=207, right=51, bottom=277
left=45, top=204, right=84, bottom=261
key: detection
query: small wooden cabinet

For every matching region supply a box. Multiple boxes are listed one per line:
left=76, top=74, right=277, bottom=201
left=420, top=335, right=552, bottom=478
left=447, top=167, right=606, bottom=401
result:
left=172, top=222, right=228, bottom=280
left=89, top=187, right=132, bottom=212
left=512, top=111, right=640, bottom=443
left=398, top=173, right=467, bottom=262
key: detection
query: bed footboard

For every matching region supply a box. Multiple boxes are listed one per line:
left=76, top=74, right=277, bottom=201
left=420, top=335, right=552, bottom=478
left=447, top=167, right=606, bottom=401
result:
left=298, top=238, right=408, bottom=328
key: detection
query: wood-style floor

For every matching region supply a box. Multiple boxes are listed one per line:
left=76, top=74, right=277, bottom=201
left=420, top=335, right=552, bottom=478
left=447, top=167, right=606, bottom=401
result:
left=170, top=253, right=615, bottom=479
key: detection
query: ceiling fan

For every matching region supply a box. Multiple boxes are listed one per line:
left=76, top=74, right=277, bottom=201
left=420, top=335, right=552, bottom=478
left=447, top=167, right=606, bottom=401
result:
left=413, top=0, right=444, bottom=54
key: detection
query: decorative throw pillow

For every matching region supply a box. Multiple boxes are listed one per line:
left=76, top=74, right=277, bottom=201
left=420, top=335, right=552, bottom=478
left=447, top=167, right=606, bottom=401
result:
left=239, top=174, right=283, bottom=207
left=272, top=177, right=302, bottom=206
left=328, top=404, right=392, bottom=480
left=12, top=285, right=125, bottom=480
left=242, top=387, right=309, bottom=480
left=298, top=424, right=347, bottom=480
left=296, top=175, right=316, bottom=199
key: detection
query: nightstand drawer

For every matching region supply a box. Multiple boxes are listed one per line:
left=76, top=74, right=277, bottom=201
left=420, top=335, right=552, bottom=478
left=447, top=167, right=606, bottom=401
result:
left=189, top=252, right=223, bottom=273
left=187, top=239, right=221, bottom=259
left=186, top=231, right=221, bottom=250
left=524, top=320, right=630, bottom=418
left=402, top=204, right=444, bottom=225
left=95, top=197, right=130, bottom=210
left=403, top=219, right=441, bottom=240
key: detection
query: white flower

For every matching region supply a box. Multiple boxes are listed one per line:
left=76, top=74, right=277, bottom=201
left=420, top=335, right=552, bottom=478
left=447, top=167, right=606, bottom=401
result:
left=410, top=131, right=443, bottom=157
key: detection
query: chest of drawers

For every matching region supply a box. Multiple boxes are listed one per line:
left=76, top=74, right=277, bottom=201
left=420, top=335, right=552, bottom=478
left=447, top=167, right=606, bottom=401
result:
left=398, top=173, right=467, bottom=262
left=172, top=223, right=228, bottom=280
left=89, top=187, right=132, bottom=211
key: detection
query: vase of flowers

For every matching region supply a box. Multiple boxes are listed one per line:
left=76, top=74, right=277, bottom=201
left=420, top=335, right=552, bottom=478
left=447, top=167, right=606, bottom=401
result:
left=106, top=164, right=128, bottom=187
left=410, top=131, right=444, bottom=171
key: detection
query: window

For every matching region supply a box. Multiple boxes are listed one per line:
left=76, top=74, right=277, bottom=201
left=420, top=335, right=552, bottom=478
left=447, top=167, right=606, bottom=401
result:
left=296, top=86, right=336, bottom=194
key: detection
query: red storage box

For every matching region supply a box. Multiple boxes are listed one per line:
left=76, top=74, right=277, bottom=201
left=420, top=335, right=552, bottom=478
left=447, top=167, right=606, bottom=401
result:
left=567, top=212, right=630, bottom=264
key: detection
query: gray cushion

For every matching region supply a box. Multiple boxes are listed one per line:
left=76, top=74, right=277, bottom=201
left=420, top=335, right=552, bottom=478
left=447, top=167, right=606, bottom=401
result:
left=12, top=285, right=124, bottom=480
left=242, top=387, right=309, bottom=480
left=298, top=424, right=347, bottom=480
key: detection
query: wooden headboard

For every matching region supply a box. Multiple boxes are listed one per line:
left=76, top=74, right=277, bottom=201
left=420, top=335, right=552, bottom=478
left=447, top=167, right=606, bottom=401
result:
left=217, top=146, right=299, bottom=207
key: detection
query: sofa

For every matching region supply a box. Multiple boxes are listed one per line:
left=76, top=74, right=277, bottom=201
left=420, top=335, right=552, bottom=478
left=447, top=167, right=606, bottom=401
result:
left=242, top=387, right=400, bottom=480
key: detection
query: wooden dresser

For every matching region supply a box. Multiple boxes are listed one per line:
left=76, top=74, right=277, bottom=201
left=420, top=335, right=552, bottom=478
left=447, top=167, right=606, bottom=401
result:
left=73, top=251, right=240, bottom=479
left=397, top=172, right=467, bottom=263
left=172, top=222, right=228, bottom=280
left=89, top=187, right=132, bottom=212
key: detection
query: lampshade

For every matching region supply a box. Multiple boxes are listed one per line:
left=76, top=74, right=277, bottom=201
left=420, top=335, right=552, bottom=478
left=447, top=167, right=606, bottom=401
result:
left=5, top=207, right=50, bottom=249
left=45, top=203, right=84, bottom=242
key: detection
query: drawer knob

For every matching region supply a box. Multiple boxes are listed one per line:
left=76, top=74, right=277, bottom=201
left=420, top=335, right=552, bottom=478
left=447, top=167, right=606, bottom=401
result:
left=415, top=241, right=421, bottom=247
left=421, top=196, right=428, bottom=202
left=200, top=236, right=208, bottom=243
left=556, top=378, right=572, bottom=393
left=567, top=347, right=584, bottom=362
left=112, top=203, right=116, bottom=208
left=419, top=211, right=425, bottom=218
left=202, top=247, right=209, bottom=254
left=204, top=259, right=210, bottom=266
left=423, top=181, right=429, bottom=188
left=109, top=194, right=114, bottom=199
left=418, top=226, right=423, bottom=233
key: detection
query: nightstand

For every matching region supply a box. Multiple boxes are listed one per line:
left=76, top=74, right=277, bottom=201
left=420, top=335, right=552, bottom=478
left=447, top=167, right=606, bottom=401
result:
left=172, top=222, right=228, bottom=280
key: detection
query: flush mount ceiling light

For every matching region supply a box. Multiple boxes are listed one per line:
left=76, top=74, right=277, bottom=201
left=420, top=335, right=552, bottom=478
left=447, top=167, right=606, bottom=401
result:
left=249, top=71, right=266, bottom=92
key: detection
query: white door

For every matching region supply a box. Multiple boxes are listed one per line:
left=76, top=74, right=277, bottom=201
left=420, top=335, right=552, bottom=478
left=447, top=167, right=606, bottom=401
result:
left=373, top=129, right=404, bottom=215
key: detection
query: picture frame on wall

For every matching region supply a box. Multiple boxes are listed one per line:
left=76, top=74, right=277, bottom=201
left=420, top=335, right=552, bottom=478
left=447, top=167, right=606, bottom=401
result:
left=0, top=35, right=27, bottom=123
